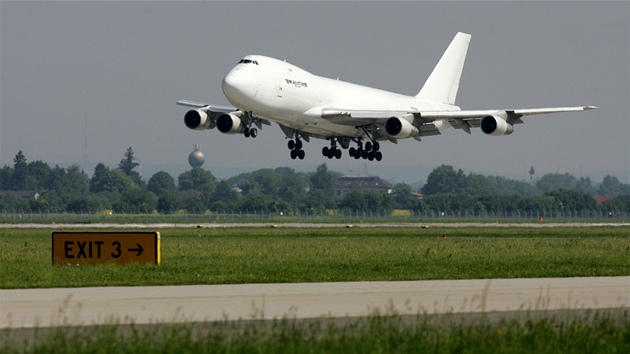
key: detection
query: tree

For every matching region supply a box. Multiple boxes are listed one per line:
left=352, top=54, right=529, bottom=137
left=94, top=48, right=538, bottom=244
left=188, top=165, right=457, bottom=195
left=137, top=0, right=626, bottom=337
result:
left=545, top=189, right=597, bottom=211
left=597, top=175, right=630, bottom=197
left=536, top=173, right=577, bottom=193
left=338, top=191, right=367, bottom=211
left=90, top=163, right=110, bottom=193
left=147, top=171, right=177, bottom=197
left=421, top=165, right=465, bottom=195
left=27, top=160, right=52, bottom=190
left=11, top=150, right=29, bottom=190
left=102, top=169, right=138, bottom=195
left=277, top=173, right=306, bottom=206
left=392, top=183, right=414, bottom=209
left=157, top=193, right=179, bottom=213
left=210, top=180, right=238, bottom=209
left=308, top=164, right=336, bottom=209
left=118, top=147, right=139, bottom=175
left=178, top=168, right=216, bottom=193
left=117, top=147, right=143, bottom=187
left=575, top=177, right=596, bottom=195
left=178, top=168, right=217, bottom=208
left=0, top=166, right=13, bottom=190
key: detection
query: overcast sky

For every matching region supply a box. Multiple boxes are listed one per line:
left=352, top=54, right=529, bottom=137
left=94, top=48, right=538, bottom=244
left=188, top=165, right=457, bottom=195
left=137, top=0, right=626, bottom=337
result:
left=1, top=1, right=628, bottom=185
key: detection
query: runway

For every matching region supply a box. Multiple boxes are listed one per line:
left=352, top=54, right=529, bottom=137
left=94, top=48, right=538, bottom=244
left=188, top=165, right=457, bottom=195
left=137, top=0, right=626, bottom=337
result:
left=2, top=277, right=628, bottom=329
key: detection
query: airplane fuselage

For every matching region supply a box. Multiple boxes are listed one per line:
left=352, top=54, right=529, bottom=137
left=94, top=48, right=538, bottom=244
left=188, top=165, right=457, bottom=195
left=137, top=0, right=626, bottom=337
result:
left=221, top=55, right=457, bottom=138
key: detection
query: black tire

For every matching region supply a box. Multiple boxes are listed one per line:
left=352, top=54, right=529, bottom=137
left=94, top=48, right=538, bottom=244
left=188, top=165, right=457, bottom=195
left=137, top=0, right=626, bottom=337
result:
left=288, top=140, right=296, bottom=150
left=335, top=149, right=342, bottom=159
left=365, top=142, right=372, bottom=151
left=375, top=151, right=383, bottom=161
left=349, top=147, right=356, bottom=157
left=290, top=150, right=297, bottom=159
left=296, top=140, right=303, bottom=149
left=244, top=128, right=250, bottom=138
left=322, top=146, right=329, bottom=156
left=373, top=141, right=380, bottom=151
left=298, top=150, right=305, bottom=160
left=250, top=128, right=258, bottom=138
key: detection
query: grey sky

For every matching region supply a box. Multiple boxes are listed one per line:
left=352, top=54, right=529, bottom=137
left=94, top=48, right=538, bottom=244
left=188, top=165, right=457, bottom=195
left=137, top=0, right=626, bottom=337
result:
left=1, top=1, right=628, bottom=185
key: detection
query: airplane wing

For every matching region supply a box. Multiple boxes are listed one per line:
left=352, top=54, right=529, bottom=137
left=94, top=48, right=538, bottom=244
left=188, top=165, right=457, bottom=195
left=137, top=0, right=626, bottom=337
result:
left=321, top=105, right=597, bottom=136
left=176, top=99, right=236, bottom=113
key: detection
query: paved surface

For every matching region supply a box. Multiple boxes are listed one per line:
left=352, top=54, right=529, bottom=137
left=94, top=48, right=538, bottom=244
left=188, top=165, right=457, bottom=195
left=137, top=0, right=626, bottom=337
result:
left=1, top=222, right=630, bottom=229
left=2, top=277, right=628, bottom=329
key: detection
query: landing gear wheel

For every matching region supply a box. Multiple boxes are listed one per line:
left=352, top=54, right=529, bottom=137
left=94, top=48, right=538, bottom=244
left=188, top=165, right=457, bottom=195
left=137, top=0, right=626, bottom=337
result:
left=375, top=151, right=382, bottom=161
left=322, top=146, right=329, bottom=156
left=290, top=150, right=297, bottom=159
left=244, top=128, right=250, bottom=138
left=288, top=140, right=296, bottom=150
left=298, top=150, right=305, bottom=160
left=349, top=147, right=356, bottom=157
left=250, top=128, right=258, bottom=138
left=335, top=149, right=342, bottom=159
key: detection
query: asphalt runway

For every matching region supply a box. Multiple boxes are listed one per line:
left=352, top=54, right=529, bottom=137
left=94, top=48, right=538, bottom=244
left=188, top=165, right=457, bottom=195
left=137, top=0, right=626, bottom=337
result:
left=2, top=277, right=628, bottom=329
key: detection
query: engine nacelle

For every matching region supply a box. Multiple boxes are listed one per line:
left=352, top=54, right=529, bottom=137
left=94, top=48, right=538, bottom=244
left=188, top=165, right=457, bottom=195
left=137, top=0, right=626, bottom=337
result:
left=480, top=115, right=514, bottom=136
left=385, top=116, right=418, bottom=139
left=216, top=113, right=244, bottom=134
left=184, top=109, right=215, bottom=130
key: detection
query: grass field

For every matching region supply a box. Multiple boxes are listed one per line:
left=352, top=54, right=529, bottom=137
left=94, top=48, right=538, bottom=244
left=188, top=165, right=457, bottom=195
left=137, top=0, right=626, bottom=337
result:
left=2, top=226, right=629, bottom=352
left=1, top=226, right=629, bottom=289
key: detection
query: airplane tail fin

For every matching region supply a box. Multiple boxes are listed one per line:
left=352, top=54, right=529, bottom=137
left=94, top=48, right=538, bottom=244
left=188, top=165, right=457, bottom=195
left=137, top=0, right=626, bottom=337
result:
left=416, top=32, right=471, bottom=105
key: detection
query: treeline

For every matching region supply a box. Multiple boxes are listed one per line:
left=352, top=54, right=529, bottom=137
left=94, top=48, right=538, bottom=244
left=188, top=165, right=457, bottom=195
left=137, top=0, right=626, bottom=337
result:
left=1, top=149, right=630, bottom=214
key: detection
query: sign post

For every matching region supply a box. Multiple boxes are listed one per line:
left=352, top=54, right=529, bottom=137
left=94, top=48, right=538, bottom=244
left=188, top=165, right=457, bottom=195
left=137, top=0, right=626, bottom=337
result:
left=52, top=232, right=161, bottom=265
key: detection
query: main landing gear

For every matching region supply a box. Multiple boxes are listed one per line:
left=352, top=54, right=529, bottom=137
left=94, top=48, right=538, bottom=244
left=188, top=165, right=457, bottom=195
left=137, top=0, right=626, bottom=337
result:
left=322, top=138, right=342, bottom=159
left=349, top=140, right=382, bottom=161
left=243, top=127, right=258, bottom=138
left=288, top=138, right=305, bottom=160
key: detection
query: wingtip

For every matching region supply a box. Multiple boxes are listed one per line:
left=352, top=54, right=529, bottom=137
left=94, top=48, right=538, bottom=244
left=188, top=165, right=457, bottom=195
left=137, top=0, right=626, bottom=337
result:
left=584, top=105, right=598, bottom=110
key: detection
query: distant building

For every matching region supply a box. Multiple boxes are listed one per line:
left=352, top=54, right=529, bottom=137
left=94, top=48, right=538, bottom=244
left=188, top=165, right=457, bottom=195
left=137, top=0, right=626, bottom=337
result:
left=332, top=176, right=393, bottom=197
left=594, top=196, right=612, bottom=205
left=0, top=190, right=40, bottom=200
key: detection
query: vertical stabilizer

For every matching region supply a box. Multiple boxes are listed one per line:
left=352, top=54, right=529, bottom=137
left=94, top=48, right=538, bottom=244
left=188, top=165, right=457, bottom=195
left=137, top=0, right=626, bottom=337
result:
left=416, top=32, right=471, bottom=105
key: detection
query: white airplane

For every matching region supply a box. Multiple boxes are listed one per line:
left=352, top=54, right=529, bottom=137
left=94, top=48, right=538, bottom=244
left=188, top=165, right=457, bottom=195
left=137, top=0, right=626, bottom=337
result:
left=178, top=32, right=596, bottom=161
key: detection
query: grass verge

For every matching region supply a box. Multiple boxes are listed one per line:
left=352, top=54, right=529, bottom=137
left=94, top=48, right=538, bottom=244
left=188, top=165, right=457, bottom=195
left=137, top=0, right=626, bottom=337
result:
left=2, top=309, right=629, bottom=353
left=1, top=227, right=629, bottom=288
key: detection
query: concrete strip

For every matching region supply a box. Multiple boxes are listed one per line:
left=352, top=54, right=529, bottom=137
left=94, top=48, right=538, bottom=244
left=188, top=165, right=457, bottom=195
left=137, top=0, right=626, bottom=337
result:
left=2, top=277, right=628, bottom=329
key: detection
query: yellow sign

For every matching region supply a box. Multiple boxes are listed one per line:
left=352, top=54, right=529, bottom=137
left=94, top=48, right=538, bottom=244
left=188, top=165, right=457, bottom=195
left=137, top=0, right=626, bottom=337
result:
left=52, top=232, right=161, bottom=265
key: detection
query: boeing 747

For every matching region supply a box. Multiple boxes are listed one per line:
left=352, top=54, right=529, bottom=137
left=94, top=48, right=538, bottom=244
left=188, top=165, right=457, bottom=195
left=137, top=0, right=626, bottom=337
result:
left=178, top=32, right=596, bottom=161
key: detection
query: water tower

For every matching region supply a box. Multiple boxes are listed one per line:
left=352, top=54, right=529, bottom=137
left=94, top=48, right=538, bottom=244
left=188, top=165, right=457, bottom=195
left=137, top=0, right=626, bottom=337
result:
left=188, top=144, right=205, bottom=168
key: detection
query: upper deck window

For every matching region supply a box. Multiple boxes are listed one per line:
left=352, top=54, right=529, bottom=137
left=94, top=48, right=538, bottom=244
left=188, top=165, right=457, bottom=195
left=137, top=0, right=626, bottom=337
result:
left=238, top=59, right=259, bottom=65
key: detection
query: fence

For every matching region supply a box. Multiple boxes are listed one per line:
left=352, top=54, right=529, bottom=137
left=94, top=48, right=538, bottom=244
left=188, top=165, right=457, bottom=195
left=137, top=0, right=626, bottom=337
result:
left=1, top=209, right=628, bottom=224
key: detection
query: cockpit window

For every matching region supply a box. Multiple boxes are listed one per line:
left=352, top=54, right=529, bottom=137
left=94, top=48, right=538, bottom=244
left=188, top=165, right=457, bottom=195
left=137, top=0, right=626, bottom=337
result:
left=238, top=59, right=259, bottom=65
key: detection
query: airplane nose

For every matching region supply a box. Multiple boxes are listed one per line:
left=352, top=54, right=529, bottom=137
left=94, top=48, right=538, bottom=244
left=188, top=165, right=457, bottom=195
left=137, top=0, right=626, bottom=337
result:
left=221, top=71, right=238, bottom=96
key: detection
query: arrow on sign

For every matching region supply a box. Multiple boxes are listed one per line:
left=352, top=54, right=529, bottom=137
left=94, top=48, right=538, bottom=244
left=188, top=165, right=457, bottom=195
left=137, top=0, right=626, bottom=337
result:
left=128, top=244, right=144, bottom=256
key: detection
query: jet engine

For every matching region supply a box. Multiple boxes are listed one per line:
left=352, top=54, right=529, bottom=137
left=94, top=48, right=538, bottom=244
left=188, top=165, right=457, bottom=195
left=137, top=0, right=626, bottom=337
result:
left=480, top=115, right=514, bottom=136
left=216, top=113, right=244, bottom=134
left=385, top=115, right=418, bottom=139
left=184, top=109, right=215, bottom=130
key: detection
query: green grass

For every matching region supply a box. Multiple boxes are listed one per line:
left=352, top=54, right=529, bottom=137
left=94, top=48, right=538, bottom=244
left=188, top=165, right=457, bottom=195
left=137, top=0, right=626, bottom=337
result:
left=1, top=227, right=629, bottom=289
left=3, top=311, right=629, bottom=353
